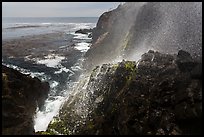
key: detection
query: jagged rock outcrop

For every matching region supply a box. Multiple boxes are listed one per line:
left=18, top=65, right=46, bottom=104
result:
left=2, top=65, right=50, bottom=135
left=43, top=2, right=202, bottom=135
left=46, top=50, right=202, bottom=135
left=84, top=2, right=202, bottom=72
left=84, top=3, right=139, bottom=71
left=75, top=29, right=93, bottom=35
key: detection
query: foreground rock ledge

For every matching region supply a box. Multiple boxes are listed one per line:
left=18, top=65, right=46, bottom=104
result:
left=2, top=65, right=50, bottom=135
left=44, top=50, right=202, bottom=135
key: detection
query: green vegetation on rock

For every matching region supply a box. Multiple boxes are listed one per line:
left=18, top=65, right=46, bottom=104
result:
left=122, top=31, right=130, bottom=50
left=46, top=117, right=70, bottom=135
left=46, top=51, right=202, bottom=135
left=124, top=61, right=137, bottom=82
left=36, top=130, right=56, bottom=135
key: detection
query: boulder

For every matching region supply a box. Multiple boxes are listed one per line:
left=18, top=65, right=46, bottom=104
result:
left=2, top=65, right=50, bottom=135
left=75, top=29, right=92, bottom=35
left=176, top=50, right=198, bottom=72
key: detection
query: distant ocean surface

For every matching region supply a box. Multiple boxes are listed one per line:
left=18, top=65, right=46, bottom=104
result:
left=2, top=17, right=98, bottom=39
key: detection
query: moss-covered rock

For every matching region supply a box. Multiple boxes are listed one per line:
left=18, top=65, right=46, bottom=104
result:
left=35, top=130, right=56, bottom=135
left=46, top=116, right=71, bottom=135
left=47, top=50, right=202, bottom=135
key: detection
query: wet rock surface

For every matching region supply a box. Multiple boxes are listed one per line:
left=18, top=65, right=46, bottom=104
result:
left=84, top=3, right=139, bottom=71
left=84, top=2, right=202, bottom=72
left=2, top=65, right=50, bottom=135
left=75, top=28, right=93, bottom=35
left=47, top=50, right=202, bottom=135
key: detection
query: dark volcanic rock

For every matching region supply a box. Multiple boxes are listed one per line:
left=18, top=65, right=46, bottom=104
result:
left=176, top=50, right=198, bottom=72
left=84, top=3, right=138, bottom=71
left=88, top=33, right=92, bottom=38
left=75, top=29, right=92, bottom=35
left=47, top=50, right=202, bottom=135
left=2, top=65, right=50, bottom=135
left=91, top=10, right=114, bottom=43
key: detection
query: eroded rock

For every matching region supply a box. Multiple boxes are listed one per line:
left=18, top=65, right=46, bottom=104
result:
left=2, top=65, right=50, bottom=135
left=47, top=50, right=202, bottom=135
left=75, top=29, right=93, bottom=35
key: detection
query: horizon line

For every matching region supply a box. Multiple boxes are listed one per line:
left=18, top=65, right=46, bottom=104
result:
left=2, top=16, right=99, bottom=18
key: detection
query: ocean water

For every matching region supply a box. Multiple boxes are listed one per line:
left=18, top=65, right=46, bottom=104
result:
left=2, top=17, right=98, bottom=39
left=2, top=17, right=98, bottom=132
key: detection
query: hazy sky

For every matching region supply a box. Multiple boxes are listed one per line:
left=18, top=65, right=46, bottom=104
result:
left=2, top=2, right=120, bottom=17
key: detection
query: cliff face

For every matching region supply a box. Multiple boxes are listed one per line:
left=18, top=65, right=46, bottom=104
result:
left=85, top=2, right=202, bottom=71
left=80, top=50, right=201, bottom=135
left=46, top=50, right=202, bottom=135
left=85, top=2, right=142, bottom=71
left=2, top=65, right=49, bottom=135
left=91, top=3, right=139, bottom=44
left=44, top=2, right=202, bottom=135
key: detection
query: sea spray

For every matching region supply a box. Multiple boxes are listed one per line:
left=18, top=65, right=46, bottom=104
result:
left=84, top=2, right=202, bottom=71
left=33, top=31, right=92, bottom=132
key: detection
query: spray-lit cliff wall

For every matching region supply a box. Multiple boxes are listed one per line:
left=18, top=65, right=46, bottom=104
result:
left=85, top=2, right=202, bottom=71
left=44, top=3, right=202, bottom=135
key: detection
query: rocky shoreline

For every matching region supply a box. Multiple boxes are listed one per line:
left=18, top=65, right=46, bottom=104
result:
left=2, top=32, right=86, bottom=91
left=2, top=30, right=92, bottom=134
left=2, top=65, right=50, bottom=135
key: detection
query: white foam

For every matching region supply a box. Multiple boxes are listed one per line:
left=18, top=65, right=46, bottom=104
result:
left=2, top=63, right=48, bottom=81
left=24, top=55, right=32, bottom=61
left=34, top=96, right=65, bottom=132
left=32, top=23, right=95, bottom=132
left=41, top=23, right=52, bottom=25
left=69, top=32, right=91, bottom=40
left=50, top=81, right=59, bottom=88
left=8, top=56, right=14, bottom=58
left=73, top=23, right=93, bottom=30
left=3, top=63, right=30, bottom=75
left=59, top=45, right=69, bottom=49
left=74, top=33, right=92, bottom=40
left=54, top=66, right=75, bottom=74
left=36, top=54, right=65, bottom=68
left=71, top=65, right=82, bottom=71
left=74, top=42, right=90, bottom=52
left=29, top=71, right=46, bottom=78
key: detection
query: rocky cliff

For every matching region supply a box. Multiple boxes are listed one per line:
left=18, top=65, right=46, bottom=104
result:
left=2, top=65, right=49, bottom=135
left=43, top=2, right=202, bottom=135
left=46, top=50, right=202, bottom=135
left=84, top=2, right=202, bottom=72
